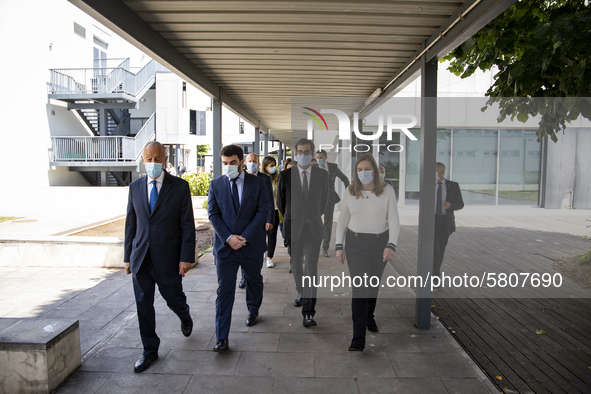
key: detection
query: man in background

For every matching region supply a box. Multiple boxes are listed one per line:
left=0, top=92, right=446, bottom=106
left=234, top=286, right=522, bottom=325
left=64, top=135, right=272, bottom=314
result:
left=315, top=149, right=350, bottom=258
left=177, top=161, right=187, bottom=177
left=434, top=162, right=464, bottom=282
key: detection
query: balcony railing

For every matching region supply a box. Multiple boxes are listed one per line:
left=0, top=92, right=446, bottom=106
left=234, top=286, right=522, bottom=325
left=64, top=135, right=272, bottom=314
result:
left=48, top=59, right=167, bottom=97
left=51, top=114, right=155, bottom=163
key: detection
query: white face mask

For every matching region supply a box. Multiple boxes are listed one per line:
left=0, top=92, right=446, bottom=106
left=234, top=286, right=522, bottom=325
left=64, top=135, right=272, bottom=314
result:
left=223, top=165, right=240, bottom=179
left=357, top=170, right=374, bottom=185
left=380, top=173, right=385, bottom=180
left=246, top=162, right=259, bottom=174
left=436, top=172, right=441, bottom=181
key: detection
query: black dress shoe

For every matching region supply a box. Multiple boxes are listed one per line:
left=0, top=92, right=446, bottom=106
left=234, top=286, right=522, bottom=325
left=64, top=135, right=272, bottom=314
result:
left=246, top=313, right=258, bottom=326
left=238, top=278, right=246, bottom=289
left=181, top=316, right=193, bottom=337
left=294, top=295, right=302, bottom=307
left=348, top=345, right=364, bottom=352
left=323, top=249, right=330, bottom=258
left=213, top=339, right=229, bottom=352
left=303, top=315, right=317, bottom=327
left=134, top=353, right=158, bottom=373
left=367, top=323, right=379, bottom=333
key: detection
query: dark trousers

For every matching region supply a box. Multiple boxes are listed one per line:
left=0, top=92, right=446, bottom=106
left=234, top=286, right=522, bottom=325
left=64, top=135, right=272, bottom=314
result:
left=433, top=215, right=450, bottom=277
left=267, top=210, right=280, bottom=258
left=291, top=224, right=321, bottom=316
left=322, top=203, right=335, bottom=252
left=132, top=251, right=190, bottom=356
left=345, top=229, right=388, bottom=348
left=216, top=251, right=264, bottom=340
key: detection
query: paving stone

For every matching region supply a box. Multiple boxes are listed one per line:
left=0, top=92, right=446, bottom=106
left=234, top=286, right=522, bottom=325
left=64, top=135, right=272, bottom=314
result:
left=273, top=377, right=360, bottom=394
left=235, top=351, right=314, bottom=377
left=441, top=377, right=490, bottom=393
left=315, top=351, right=396, bottom=378
left=363, top=333, right=422, bottom=354
left=278, top=333, right=348, bottom=353
left=154, top=349, right=240, bottom=375
left=413, top=333, right=458, bottom=353
left=206, top=332, right=280, bottom=352
left=358, top=377, right=448, bottom=394
left=184, top=375, right=274, bottom=394
left=80, top=347, right=166, bottom=374
left=95, top=372, right=192, bottom=394
left=54, top=371, right=112, bottom=394
left=389, top=353, right=477, bottom=378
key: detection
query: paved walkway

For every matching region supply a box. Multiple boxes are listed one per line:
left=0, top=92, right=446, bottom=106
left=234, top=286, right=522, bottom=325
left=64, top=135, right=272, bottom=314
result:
left=2, top=188, right=590, bottom=393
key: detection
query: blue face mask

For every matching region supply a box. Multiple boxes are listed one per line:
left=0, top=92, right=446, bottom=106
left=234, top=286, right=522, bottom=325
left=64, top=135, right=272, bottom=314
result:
left=145, top=162, right=163, bottom=178
left=317, top=159, right=325, bottom=166
left=296, top=154, right=312, bottom=167
left=357, top=170, right=374, bottom=185
left=246, top=162, right=259, bottom=174
left=268, top=166, right=277, bottom=174
left=223, top=165, right=240, bottom=179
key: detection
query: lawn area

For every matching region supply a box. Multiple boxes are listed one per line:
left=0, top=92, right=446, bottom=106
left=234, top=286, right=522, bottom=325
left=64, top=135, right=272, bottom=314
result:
left=0, top=217, right=20, bottom=223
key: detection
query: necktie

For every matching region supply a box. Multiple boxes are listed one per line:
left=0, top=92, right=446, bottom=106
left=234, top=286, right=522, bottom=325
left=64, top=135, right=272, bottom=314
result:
left=231, top=178, right=240, bottom=213
left=436, top=181, right=442, bottom=216
left=150, top=180, right=158, bottom=213
left=302, top=170, right=309, bottom=200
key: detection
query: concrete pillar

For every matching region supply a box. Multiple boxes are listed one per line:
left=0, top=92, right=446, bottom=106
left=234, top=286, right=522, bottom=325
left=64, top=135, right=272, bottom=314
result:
left=101, top=171, right=107, bottom=186
left=254, top=126, right=260, bottom=155
left=415, top=55, right=438, bottom=329
left=263, top=132, right=268, bottom=156
left=99, top=108, right=107, bottom=136
left=212, top=98, right=222, bottom=178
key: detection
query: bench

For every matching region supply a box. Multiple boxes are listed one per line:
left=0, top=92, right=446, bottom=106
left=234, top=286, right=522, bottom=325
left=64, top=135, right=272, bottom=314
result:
left=0, top=318, right=81, bottom=393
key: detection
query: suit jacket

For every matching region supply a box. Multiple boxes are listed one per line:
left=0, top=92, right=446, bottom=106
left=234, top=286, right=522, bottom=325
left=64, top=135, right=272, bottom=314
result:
left=323, top=162, right=350, bottom=205
left=255, top=171, right=275, bottom=223
left=208, top=172, right=272, bottom=259
left=442, top=179, right=464, bottom=235
left=277, top=165, right=329, bottom=242
left=124, top=172, right=196, bottom=276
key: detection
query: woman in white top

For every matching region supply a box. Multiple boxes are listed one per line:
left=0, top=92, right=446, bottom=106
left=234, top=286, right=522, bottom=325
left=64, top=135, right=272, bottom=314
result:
left=336, top=153, right=400, bottom=351
left=261, top=156, right=282, bottom=268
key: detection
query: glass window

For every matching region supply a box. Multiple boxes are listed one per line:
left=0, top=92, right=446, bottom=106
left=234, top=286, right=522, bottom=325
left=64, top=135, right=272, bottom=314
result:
left=498, top=129, right=540, bottom=205
left=452, top=129, right=497, bottom=205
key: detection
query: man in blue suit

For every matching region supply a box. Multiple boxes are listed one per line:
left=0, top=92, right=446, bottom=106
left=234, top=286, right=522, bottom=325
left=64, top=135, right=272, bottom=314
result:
left=208, top=144, right=273, bottom=352
left=124, top=141, right=195, bottom=373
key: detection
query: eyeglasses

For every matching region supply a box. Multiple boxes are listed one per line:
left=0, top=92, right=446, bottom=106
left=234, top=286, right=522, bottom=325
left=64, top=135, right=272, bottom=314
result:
left=296, top=150, right=311, bottom=156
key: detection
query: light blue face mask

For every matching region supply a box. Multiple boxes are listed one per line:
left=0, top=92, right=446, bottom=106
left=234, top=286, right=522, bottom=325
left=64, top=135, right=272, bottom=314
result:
left=246, top=162, right=259, bottom=174
left=317, top=159, right=325, bottom=166
left=357, top=170, right=374, bottom=185
left=145, top=162, right=164, bottom=178
left=296, top=154, right=312, bottom=167
left=268, top=166, right=277, bottom=174
left=223, top=165, right=240, bottom=179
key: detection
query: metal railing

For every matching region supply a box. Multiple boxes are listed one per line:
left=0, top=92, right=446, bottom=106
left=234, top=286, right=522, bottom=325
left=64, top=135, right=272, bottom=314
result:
left=51, top=114, right=155, bottom=163
left=48, top=59, right=167, bottom=97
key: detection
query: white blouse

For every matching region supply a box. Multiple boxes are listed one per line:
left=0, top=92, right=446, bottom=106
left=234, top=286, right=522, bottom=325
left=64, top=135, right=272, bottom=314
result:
left=336, top=184, right=400, bottom=248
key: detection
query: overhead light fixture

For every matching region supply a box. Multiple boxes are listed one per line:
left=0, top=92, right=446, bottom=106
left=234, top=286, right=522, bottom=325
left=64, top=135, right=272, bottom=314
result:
left=365, top=87, right=382, bottom=106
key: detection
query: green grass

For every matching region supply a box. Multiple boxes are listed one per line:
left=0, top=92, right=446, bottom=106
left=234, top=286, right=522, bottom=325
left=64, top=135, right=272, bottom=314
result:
left=0, top=217, right=20, bottom=223
left=469, top=189, right=539, bottom=202
left=198, top=245, right=213, bottom=258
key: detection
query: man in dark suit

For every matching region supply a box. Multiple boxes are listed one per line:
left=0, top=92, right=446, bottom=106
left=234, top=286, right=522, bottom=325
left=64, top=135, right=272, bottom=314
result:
left=124, top=141, right=195, bottom=373
left=208, top=144, right=273, bottom=352
left=177, top=161, right=186, bottom=177
left=278, top=138, right=329, bottom=327
left=315, top=149, right=350, bottom=257
left=434, top=162, right=464, bottom=280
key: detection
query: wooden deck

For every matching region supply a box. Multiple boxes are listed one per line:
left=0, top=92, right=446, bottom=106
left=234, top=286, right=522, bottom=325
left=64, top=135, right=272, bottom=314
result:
left=389, top=209, right=591, bottom=393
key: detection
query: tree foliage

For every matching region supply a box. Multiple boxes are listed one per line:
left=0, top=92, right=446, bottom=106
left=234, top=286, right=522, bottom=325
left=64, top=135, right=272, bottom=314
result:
left=443, top=0, right=591, bottom=142
left=196, top=144, right=210, bottom=157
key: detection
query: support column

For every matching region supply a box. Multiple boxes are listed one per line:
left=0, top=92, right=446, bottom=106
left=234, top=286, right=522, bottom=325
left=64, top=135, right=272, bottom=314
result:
left=415, top=55, right=438, bottom=329
left=99, top=108, right=108, bottom=186
left=278, top=142, right=283, bottom=164
left=254, top=126, right=260, bottom=155
left=212, top=98, right=222, bottom=178
left=263, top=132, right=268, bottom=156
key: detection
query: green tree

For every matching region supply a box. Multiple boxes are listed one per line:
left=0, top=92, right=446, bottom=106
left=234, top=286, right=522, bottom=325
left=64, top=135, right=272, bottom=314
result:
left=443, top=0, right=591, bottom=142
left=196, top=144, right=210, bottom=157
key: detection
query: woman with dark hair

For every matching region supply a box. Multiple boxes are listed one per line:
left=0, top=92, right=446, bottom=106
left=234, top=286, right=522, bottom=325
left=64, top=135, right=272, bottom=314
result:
left=261, top=156, right=281, bottom=268
left=335, top=153, right=400, bottom=351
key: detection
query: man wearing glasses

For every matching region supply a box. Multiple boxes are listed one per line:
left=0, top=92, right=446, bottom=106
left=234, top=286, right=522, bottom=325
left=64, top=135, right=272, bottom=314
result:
left=277, top=138, right=329, bottom=327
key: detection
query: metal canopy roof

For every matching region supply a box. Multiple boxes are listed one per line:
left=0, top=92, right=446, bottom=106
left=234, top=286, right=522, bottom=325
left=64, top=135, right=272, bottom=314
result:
left=69, top=0, right=514, bottom=145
